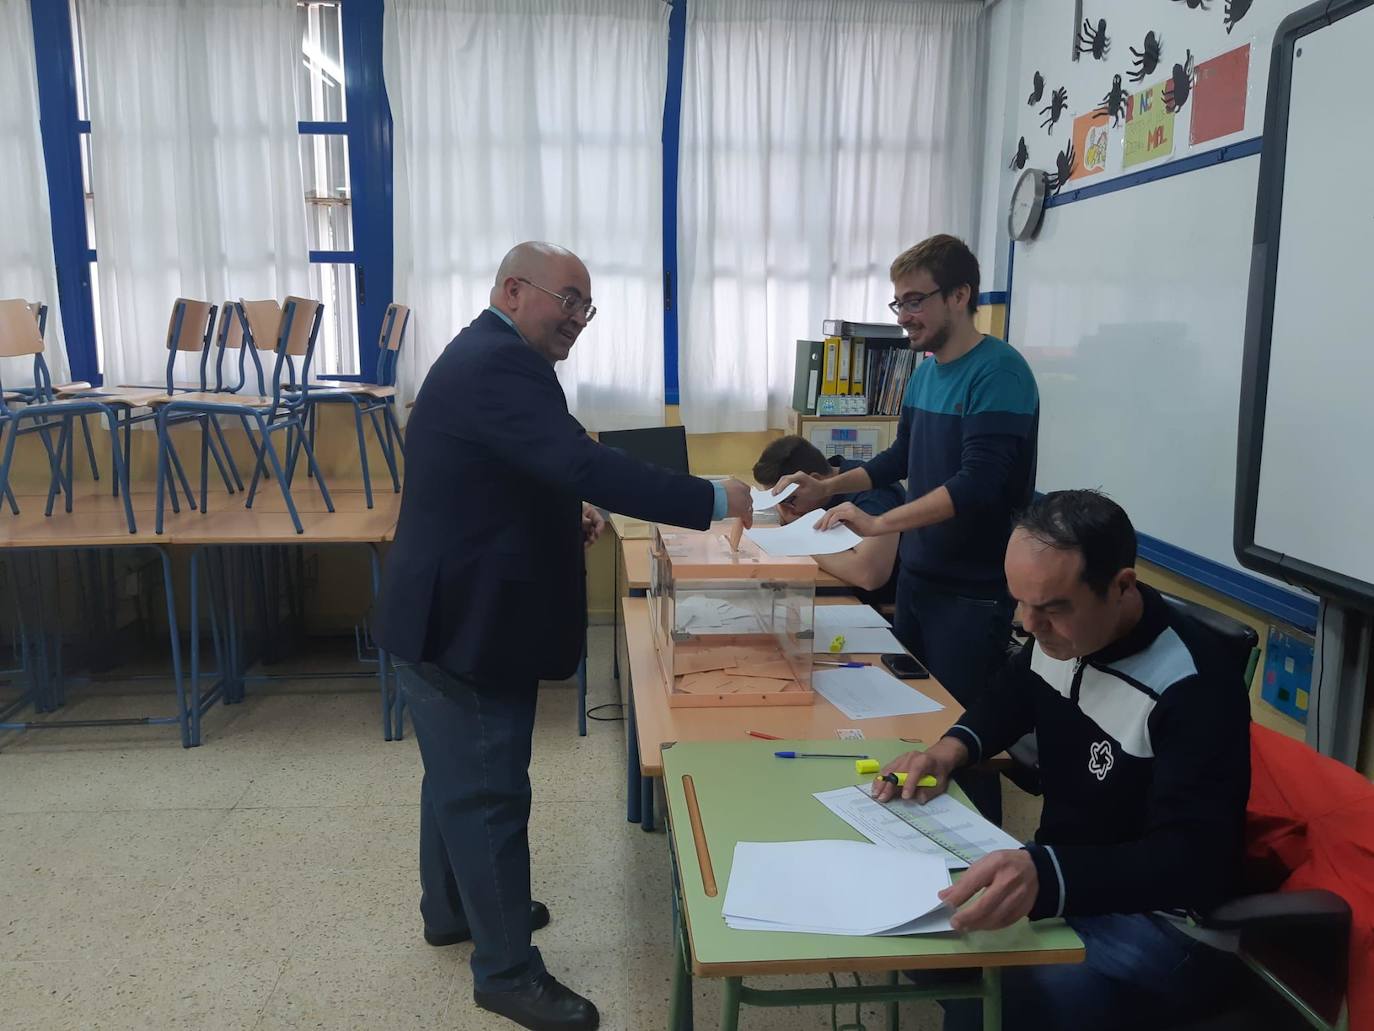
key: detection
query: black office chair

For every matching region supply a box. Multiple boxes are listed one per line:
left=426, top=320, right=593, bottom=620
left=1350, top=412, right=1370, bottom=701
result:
left=597, top=425, right=690, bottom=474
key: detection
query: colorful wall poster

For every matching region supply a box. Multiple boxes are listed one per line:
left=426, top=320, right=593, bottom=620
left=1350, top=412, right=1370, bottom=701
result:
left=1070, top=110, right=1110, bottom=181
left=1122, top=81, right=1175, bottom=169
left=1190, top=44, right=1251, bottom=146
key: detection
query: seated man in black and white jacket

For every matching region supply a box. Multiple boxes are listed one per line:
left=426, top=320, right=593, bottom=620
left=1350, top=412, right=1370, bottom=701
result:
left=879, top=489, right=1250, bottom=1031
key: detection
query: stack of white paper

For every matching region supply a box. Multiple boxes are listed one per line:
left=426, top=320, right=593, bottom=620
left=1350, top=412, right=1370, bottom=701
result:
left=815, top=604, right=891, bottom=630
left=722, top=839, right=953, bottom=935
left=812, top=667, right=944, bottom=719
left=744, top=509, right=862, bottom=557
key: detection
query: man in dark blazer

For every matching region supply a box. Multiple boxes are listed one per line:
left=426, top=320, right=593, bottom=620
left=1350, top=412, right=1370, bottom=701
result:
left=374, top=242, right=751, bottom=1031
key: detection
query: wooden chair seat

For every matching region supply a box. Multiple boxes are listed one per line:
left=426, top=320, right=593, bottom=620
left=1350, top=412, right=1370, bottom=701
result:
left=58, top=386, right=175, bottom=406
left=152, top=391, right=274, bottom=409
left=310, top=383, right=396, bottom=400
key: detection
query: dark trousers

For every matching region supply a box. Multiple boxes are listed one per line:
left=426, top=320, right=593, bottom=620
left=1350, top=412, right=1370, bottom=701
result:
left=893, top=570, right=1014, bottom=825
left=399, top=661, right=545, bottom=993
left=942, top=913, right=1245, bottom=1031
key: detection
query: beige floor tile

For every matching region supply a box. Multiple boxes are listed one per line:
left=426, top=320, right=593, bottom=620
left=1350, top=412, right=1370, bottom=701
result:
left=4, top=960, right=112, bottom=1031
left=231, top=747, right=422, bottom=809
left=528, top=802, right=629, bottom=953
left=1, top=871, right=181, bottom=964
left=65, top=946, right=287, bottom=1031
left=205, top=688, right=399, bottom=753
left=255, top=950, right=455, bottom=1030
left=0, top=749, right=256, bottom=813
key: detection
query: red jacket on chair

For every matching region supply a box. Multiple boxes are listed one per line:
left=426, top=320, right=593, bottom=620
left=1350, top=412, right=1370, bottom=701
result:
left=1244, top=723, right=1374, bottom=1029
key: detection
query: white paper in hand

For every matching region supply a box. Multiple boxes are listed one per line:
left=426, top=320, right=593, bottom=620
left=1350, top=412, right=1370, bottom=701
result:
left=750, top=482, right=798, bottom=511
left=744, top=509, right=862, bottom=556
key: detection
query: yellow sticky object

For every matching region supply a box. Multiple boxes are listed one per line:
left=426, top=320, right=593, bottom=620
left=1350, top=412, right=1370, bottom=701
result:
left=828, top=634, right=845, bottom=653
left=854, top=759, right=936, bottom=787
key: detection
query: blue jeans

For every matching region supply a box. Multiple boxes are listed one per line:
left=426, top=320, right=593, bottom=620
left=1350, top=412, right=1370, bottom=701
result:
left=399, top=662, right=546, bottom=993
left=893, top=572, right=1014, bottom=824
left=943, top=913, right=1244, bottom=1031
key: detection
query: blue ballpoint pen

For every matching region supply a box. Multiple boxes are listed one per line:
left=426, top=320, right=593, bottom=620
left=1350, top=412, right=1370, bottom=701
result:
left=814, top=660, right=868, bottom=668
left=774, top=751, right=871, bottom=760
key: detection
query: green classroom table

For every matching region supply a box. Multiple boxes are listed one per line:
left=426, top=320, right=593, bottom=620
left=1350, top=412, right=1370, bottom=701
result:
left=661, top=739, right=1084, bottom=1031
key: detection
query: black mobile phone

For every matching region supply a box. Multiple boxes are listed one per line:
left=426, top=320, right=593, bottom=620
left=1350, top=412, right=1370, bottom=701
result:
left=881, top=653, right=930, bottom=680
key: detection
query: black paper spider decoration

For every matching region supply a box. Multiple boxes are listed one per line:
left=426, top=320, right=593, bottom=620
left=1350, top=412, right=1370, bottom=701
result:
left=1096, top=74, right=1129, bottom=127
left=1226, top=0, right=1254, bottom=32
left=1009, top=136, right=1029, bottom=171
left=1040, top=86, right=1069, bottom=133
left=1076, top=17, right=1111, bottom=61
left=1129, top=31, right=1163, bottom=83
left=1047, top=142, right=1077, bottom=196
left=1027, top=71, right=1045, bottom=106
left=1163, top=49, right=1196, bottom=113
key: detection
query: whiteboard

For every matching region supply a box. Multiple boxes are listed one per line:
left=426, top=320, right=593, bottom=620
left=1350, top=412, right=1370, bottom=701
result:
left=1251, top=4, right=1374, bottom=591
left=1010, top=155, right=1267, bottom=578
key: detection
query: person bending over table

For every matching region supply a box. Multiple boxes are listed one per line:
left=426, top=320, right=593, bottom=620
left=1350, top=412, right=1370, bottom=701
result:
left=374, top=242, right=753, bottom=1031
left=752, top=435, right=903, bottom=606
left=878, top=490, right=1250, bottom=1031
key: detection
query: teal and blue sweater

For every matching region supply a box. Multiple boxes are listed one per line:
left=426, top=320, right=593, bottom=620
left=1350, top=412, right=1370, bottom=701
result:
left=862, top=336, right=1039, bottom=594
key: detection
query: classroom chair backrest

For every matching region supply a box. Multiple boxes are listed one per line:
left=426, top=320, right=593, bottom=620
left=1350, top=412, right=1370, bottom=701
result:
left=282, top=295, right=321, bottom=358
left=212, top=301, right=248, bottom=393
left=376, top=302, right=411, bottom=387
left=163, top=298, right=218, bottom=393
left=1159, top=593, right=1261, bottom=691
left=26, top=301, right=48, bottom=339
left=0, top=299, right=46, bottom=358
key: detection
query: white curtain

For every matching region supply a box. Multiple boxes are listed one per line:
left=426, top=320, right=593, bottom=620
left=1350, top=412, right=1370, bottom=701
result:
left=82, top=0, right=309, bottom=388
left=386, top=0, right=668, bottom=430
left=0, top=0, right=68, bottom=386
left=677, top=0, right=984, bottom=432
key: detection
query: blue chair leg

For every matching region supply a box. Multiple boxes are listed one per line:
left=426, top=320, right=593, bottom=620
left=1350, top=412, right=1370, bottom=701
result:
left=350, top=402, right=374, bottom=509
left=296, top=424, right=334, bottom=512
left=367, top=406, right=400, bottom=494
left=152, top=546, right=190, bottom=747
left=164, top=424, right=198, bottom=512
left=384, top=403, right=405, bottom=457
left=199, top=415, right=211, bottom=515
left=211, top=416, right=244, bottom=491
left=189, top=548, right=203, bottom=745
left=627, top=691, right=642, bottom=825
left=42, top=421, right=69, bottom=516
left=202, top=415, right=237, bottom=495
left=256, top=421, right=304, bottom=534
left=100, top=407, right=136, bottom=534
left=78, top=414, right=100, bottom=486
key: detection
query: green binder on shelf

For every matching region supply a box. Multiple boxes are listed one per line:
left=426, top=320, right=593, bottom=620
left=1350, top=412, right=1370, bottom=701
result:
left=791, top=339, right=824, bottom=414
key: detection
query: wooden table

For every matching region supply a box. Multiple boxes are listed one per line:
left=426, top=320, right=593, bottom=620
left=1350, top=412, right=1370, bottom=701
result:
left=0, top=490, right=399, bottom=746
left=663, top=740, right=1084, bottom=1031
left=622, top=596, right=957, bottom=829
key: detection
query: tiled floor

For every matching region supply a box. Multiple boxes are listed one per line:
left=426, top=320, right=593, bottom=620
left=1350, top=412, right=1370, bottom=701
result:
left=1, top=626, right=1040, bottom=1030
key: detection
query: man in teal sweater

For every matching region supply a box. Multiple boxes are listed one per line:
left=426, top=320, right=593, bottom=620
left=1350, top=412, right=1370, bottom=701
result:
left=780, top=235, right=1039, bottom=822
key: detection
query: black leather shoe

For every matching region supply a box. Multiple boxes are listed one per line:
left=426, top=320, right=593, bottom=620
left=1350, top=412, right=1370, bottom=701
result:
left=424, top=900, right=551, bottom=947
left=473, top=972, right=599, bottom=1031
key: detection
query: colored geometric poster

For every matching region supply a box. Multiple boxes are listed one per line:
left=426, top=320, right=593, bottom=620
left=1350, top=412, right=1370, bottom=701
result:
left=1122, top=81, right=1175, bottom=169
left=1191, top=44, right=1251, bottom=146
left=1070, top=110, right=1110, bottom=181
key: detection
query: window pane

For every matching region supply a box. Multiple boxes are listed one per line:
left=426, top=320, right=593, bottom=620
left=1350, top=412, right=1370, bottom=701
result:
left=80, top=133, right=95, bottom=247
left=300, top=134, right=352, bottom=250
left=89, top=261, right=105, bottom=374
left=69, top=0, right=89, bottom=121
left=297, top=1, right=346, bottom=122
left=309, top=263, right=359, bottom=377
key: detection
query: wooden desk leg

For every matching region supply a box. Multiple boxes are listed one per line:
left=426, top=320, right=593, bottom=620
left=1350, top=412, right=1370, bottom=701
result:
left=981, top=966, right=1002, bottom=1031
left=669, top=896, right=694, bottom=1031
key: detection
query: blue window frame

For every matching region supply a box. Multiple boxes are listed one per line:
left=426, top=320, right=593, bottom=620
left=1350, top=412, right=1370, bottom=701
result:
left=26, top=0, right=392, bottom=386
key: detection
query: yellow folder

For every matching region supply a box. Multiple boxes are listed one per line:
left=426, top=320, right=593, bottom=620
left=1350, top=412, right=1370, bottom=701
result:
left=821, top=337, right=841, bottom=395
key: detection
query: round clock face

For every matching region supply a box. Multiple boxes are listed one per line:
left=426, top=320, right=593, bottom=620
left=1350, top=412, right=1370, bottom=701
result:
left=1008, top=169, right=1047, bottom=241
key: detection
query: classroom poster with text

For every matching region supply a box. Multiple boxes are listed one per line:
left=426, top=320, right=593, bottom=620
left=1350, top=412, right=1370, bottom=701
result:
left=1191, top=44, right=1251, bottom=146
left=1071, top=111, right=1110, bottom=181
left=1122, top=81, right=1175, bottom=169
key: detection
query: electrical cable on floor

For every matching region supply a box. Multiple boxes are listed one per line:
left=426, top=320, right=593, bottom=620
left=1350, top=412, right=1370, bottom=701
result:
left=585, top=702, right=625, bottom=722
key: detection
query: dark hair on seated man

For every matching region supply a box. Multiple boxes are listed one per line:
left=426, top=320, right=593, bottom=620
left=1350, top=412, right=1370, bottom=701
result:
left=752, top=435, right=830, bottom=486
left=1014, top=490, right=1138, bottom=597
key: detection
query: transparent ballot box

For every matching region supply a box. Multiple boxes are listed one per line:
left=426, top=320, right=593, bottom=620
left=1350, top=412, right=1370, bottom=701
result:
left=649, top=523, right=816, bottom=707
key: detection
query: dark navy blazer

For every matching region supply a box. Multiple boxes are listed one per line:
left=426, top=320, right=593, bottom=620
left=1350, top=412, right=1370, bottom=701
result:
left=374, top=310, right=714, bottom=682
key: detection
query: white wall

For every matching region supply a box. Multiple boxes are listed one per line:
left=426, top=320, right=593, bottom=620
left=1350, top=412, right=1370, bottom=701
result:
left=977, top=0, right=1315, bottom=292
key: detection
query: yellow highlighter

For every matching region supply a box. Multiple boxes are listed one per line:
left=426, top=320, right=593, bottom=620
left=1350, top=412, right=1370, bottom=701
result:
left=854, top=758, right=937, bottom=788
